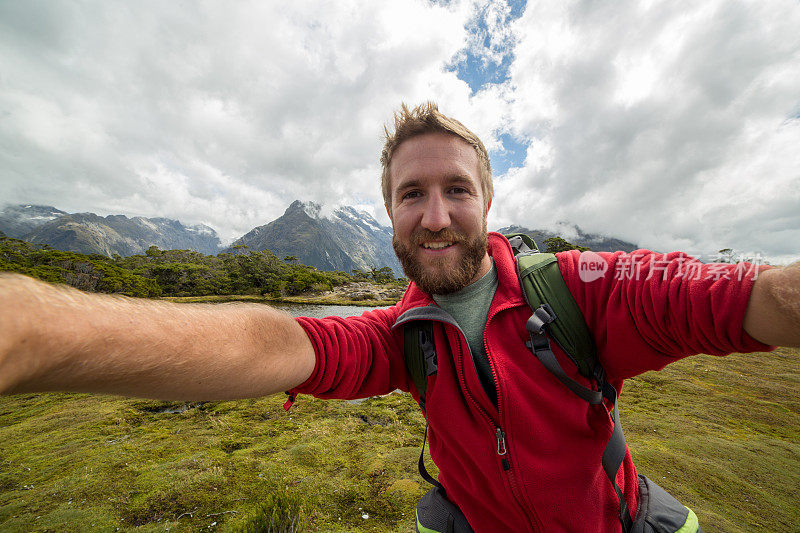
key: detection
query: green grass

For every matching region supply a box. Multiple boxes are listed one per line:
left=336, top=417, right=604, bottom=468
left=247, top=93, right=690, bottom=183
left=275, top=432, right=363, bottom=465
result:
left=1, top=348, right=798, bottom=532
left=0, top=393, right=429, bottom=532
left=623, top=347, right=800, bottom=532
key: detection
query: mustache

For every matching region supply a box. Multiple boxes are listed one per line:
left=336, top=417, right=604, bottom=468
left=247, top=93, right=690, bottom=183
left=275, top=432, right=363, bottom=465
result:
left=410, top=228, right=466, bottom=246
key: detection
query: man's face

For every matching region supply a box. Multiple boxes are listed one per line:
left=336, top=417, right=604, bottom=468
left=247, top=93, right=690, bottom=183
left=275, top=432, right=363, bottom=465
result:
left=387, top=132, right=491, bottom=295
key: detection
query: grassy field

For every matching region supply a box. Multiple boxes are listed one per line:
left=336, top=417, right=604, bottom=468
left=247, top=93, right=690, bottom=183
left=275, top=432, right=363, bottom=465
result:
left=1, top=348, right=798, bottom=532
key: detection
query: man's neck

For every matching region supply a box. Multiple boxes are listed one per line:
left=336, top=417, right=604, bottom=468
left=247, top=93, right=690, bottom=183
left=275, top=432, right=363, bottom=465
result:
left=434, top=258, right=496, bottom=300
left=466, top=253, right=493, bottom=288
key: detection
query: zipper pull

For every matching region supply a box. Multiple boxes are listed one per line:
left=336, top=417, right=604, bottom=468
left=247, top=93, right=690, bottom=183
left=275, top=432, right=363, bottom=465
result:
left=496, top=427, right=507, bottom=456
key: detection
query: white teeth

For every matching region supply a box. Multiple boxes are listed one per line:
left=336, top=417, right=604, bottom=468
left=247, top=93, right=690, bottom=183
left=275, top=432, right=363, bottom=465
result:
left=423, top=242, right=453, bottom=250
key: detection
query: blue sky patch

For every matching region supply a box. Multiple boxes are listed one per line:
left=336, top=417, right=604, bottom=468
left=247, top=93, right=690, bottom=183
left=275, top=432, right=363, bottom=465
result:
left=451, top=53, right=512, bottom=93
left=490, top=133, right=528, bottom=176
left=507, top=0, right=526, bottom=19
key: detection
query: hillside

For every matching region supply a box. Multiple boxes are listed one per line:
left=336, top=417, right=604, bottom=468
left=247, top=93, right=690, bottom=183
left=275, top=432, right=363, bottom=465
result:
left=496, top=224, right=639, bottom=253
left=2, top=203, right=645, bottom=277
left=24, top=213, right=221, bottom=257
left=0, top=235, right=371, bottom=299
left=0, top=205, right=67, bottom=239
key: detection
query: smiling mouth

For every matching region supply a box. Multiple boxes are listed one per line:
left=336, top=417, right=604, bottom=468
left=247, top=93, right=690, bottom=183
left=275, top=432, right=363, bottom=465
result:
left=421, top=242, right=454, bottom=250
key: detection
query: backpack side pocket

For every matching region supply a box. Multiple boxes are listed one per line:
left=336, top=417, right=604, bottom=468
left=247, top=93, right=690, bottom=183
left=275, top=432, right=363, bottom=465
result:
left=631, top=475, right=701, bottom=533
left=415, top=486, right=474, bottom=533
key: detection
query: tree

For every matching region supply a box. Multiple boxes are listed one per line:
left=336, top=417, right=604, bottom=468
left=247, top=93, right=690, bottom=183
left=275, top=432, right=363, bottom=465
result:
left=371, top=266, right=395, bottom=284
left=351, top=268, right=369, bottom=281
left=716, top=248, right=735, bottom=263
left=543, top=237, right=590, bottom=253
left=229, top=244, right=250, bottom=255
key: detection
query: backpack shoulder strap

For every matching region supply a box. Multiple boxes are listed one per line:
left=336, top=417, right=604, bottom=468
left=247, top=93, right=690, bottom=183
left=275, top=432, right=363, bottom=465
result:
left=402, top=321, right=444, bottom=491
left=403, top=321, right=436, bottom=413
left=506, top=233, right=598, bottom=378
left=506, top=233, right=633, bottom=530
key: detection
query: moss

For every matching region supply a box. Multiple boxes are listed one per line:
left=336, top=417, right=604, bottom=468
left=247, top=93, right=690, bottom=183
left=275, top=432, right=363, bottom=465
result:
left=386, top=478, right=423, bottom=510
left=288, top=443, right=324, bottom=467
left=236, top=489, right=306, bottom=532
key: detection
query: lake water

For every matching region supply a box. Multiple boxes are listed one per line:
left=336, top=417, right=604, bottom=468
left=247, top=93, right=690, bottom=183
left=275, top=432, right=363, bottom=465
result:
left=269, top=302, right=383, bottom=319
left=270, top=302, right=396, bottom=404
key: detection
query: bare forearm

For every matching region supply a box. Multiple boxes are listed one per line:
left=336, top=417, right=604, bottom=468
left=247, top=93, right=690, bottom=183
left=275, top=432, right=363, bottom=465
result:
left=0, top=273, right=315, bottom=399
left=744, top=260, right=800, bottom=346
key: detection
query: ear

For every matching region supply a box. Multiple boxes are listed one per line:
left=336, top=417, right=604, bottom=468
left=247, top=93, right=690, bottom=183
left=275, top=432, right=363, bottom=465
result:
left=385, top=203, right=393, bottom=224
left=486, top=196, right=492, bottom=214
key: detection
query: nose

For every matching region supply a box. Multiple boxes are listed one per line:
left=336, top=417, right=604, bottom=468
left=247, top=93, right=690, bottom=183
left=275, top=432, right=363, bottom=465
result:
left=420, top=192, right=451, bottom=232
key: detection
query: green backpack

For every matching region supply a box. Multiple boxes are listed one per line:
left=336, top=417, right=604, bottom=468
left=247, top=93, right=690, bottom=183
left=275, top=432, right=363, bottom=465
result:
left=403, top=233, right=633, bottom=530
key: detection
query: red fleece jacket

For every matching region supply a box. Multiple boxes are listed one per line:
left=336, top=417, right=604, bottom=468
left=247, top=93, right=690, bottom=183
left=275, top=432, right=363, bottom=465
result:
left=290, top=233, right=771, bottom=532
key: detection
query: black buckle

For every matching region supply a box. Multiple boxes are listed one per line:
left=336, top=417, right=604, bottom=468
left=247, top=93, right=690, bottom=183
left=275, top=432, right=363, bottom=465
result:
left=528, top=332, right=551, bottom=352
left=526, top=304, right=557, bottom=334
left=419, top=329, right=437, bottom=376
left=592, top=364, right=606, bottom=385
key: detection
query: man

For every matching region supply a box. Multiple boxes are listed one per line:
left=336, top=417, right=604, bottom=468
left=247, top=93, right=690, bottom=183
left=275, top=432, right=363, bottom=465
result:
left=1, top=103, right=798, bottom=532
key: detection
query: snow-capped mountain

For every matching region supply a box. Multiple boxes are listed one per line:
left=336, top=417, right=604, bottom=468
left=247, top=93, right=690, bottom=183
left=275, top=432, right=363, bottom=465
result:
left=228, top=200, right=403, bottom=276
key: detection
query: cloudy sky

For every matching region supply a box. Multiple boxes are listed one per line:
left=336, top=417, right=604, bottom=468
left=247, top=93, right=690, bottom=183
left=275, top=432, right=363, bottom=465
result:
left=1, top=0, right=798, bottom=263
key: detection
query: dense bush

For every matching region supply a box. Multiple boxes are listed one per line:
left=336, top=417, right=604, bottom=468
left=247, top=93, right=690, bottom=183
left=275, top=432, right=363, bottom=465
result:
left=0, top=237, right=161, bottom=296
left=0, top=237, right=371, bottom=297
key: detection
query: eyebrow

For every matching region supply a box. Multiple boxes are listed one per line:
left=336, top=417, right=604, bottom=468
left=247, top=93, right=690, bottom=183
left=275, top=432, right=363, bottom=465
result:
left=394, top=174, right=475, bottom=194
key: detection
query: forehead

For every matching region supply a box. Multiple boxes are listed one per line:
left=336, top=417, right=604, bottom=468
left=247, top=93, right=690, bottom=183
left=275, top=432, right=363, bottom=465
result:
left=389, top=132, right=480, bottom=190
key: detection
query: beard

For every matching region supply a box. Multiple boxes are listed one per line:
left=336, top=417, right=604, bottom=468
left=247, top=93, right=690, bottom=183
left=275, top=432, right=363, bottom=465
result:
left=393, top=223, right=489, bottom=295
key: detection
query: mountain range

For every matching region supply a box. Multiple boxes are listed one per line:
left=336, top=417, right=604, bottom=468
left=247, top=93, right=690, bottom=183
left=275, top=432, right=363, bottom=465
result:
left=0, top=205, right=220, bottom=256
left=0, top=202, right=638, bottom=275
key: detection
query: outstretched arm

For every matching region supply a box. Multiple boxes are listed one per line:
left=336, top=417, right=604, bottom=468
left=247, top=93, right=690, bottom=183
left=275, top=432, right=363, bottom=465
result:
left=744, top=260, right=800, bottom=347
left=0, top=273, right=316, bottom=400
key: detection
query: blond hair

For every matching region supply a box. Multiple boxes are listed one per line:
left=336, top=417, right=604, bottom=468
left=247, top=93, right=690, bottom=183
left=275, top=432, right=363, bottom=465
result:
left=380, top=102, right=493, bottom=209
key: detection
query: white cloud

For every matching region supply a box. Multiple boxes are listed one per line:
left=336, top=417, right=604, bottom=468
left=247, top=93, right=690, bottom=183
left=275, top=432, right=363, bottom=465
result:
left=0, top=0, right=472, bottom=241
left=493, top=0, right=800, bottom=260
left=0, top=0, right=798, bottom=262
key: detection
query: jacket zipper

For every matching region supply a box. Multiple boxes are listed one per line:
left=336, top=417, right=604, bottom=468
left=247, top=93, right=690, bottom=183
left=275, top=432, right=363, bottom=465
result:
left=484, top=301, right=546, bottom=532
left=441, top=316, right=541, bottom=533
left=395, top=305, right=542, bottom=531
left=496, top=427, right=507, bottom=455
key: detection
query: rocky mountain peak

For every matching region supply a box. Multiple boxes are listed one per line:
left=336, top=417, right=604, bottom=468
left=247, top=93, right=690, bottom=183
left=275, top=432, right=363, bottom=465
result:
left=229, top=200, right=402, bottom=275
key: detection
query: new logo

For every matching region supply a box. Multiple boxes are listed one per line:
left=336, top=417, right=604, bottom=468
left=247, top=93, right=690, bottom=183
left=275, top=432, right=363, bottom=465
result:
left=578, top=251, right=607, bottom=282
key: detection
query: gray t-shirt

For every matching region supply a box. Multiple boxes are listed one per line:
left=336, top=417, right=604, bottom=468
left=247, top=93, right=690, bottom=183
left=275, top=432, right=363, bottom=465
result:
left=433, top=260, right=499, bottom=407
